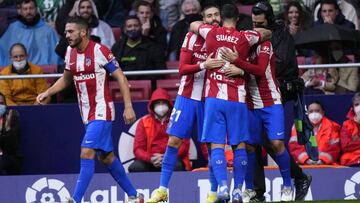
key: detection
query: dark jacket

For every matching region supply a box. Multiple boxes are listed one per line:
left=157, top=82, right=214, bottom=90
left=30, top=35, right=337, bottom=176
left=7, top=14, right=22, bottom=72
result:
left=168, top=18, right=191, bottom=60
left=111, top=36, right=166, bottom=80
left=148, top=15, right=168, bottom=50
left=0, top=109, right=20, bottom=155
left=314, top=11, right=355, bottom=29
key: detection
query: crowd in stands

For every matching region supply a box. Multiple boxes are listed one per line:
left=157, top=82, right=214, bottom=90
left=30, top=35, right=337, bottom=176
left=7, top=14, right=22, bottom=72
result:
left=0, top=0, right=360, bottom=174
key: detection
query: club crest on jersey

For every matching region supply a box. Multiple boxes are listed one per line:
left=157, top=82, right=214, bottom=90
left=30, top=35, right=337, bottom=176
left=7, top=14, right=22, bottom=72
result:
left=85, top=57, right=91, bottom=67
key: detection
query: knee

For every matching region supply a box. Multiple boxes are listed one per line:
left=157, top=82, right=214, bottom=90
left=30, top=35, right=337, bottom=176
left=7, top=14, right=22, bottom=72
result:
left=98, top=152, right=115, bottom=165
left=271, top=140, right=285, bottom=154
left=80, top=148, right=96, bottom=159
left=167, top=136, right=182, bottom=148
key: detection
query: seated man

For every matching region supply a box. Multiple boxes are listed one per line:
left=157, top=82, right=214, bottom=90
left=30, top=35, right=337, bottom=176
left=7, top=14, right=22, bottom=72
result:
left=128, top=88, right=190, bottom=172
left=0, top=43, right=50, bottom=105
left=0, top=92, right=22, bottom=175
left=289, top=101, right=341, bottom=165
left=340, top=92, right=360, bottom=167
left=0, top=0, right=62, bottom=66
left=111, top=15, right=166, bottom=80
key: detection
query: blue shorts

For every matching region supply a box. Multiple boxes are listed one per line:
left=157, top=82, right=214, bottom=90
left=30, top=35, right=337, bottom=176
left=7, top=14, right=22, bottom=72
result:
left=82, top=120, right=113, bottom=153
left=167, top=95, right=204, bottom=141
left=201, top=98, right=249, bottom=145
left=248, top=104, right=285, bottom=145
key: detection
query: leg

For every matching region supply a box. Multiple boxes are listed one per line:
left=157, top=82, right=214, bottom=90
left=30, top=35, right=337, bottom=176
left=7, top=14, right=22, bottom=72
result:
left=160, top=135, right=183, bottom=188
left=232, top=142, right=247, bottom=203
left=128, top=159, right=160, bottom=172
left=72, top=147, right=96, bottom=203
left=98, top=152, right=137, bottom=197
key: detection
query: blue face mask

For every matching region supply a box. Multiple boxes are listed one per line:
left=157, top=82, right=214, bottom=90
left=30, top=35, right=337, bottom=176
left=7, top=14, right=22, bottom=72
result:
left=125, top=30, right=141, bottom=40
left=0, top=104, right=6, bottom=116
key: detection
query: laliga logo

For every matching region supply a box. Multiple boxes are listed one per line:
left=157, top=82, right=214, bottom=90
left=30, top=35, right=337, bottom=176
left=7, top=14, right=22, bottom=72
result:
left=344, top=171, right=360, bottom=199
left=25, top=177, right=70, bottom=203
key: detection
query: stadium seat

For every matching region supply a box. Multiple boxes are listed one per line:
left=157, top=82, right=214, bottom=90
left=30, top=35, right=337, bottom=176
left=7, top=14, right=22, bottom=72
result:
left=39, top=64, right=58, bottom=74
left=166, top=60, right=180, bottom=79
left=237, top=4, right=252, bottom=15
left=156, top=79, right=180, bottom=100
left=109, top=80, right=151, bottom=101
left=112, top=27, right=122, bottom=42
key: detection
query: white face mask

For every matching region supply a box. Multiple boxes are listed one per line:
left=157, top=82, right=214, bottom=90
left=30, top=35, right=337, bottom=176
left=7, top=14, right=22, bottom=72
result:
left=13, top=60, right=27, bottom=70
left=354, top=105, right=360, bottom=116
left=308, top=112, right=323, bottom=125
left=154, top=104, right=169, bottom=117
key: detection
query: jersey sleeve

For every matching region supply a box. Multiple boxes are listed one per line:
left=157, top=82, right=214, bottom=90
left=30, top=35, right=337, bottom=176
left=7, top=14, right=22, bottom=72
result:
left=234, top=41, right=272, bottom=76
left=198, top=24, right=214, bottom=39
left=242, top=30, right=262, bottom=46
left=64, top=46, right=72, bottom=71
left=96, top=44, right=120, bottom=73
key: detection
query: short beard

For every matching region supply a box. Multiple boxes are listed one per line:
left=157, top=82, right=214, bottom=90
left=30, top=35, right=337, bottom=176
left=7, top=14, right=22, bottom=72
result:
left=69, top=35, right=82, bottom=48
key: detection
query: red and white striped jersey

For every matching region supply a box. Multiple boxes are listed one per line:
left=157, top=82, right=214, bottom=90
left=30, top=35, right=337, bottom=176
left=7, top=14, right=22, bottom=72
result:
left=177, top=32, right=207, bottom=101
left=246, top=41, right=282, bottom=109
left=64, top=41, right=116, bottom=124
left=198, top=24, right=261, bottom=102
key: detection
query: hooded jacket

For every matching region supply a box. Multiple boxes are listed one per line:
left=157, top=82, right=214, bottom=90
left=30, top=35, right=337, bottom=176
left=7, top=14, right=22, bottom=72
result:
left=340, top=109, right=360, bottom=166
left=74, top=0, right=115, bottom=49
left=133, top=88, right=191, bottom=170
left=289, top=116, right=341, bottom=165
left=314, top=9, right=355, bottom=29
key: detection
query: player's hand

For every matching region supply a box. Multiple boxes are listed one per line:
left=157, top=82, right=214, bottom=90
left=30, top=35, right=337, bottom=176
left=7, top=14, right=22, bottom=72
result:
left=224, top=64, right=244, bottom=77
left=123, top=106, right=136, bottom=125
left=36, top=91, right=50, bottom=105
left=204, top=53, right=225, bottom=69
left=219, top=46, right=238, bottom=63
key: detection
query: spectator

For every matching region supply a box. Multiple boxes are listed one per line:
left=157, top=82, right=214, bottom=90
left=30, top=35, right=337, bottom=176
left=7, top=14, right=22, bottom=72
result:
left=329, top=41, right=359, bottom=94
left=135, top=0, right=168, bottom=49
left=340, top=92, right=360, bottom=167
left=313, top=0, right=355, bottom=29
left=0, top=92, right=22, bottom=175
left=92, top=0, right=130, bottom=28
left=111, top=16, right=166, bottom=80
left=128, top=88, right=190, bottom=172
left=289, top=101, right=341, bottom=165
left=167, top=0, right=202, bottom=61
left=159, top=0, right=182, bottom=30
left=302, top=51, right=338, bottom=95
left=283, top=1, right=312, bottom=36
left=0, top=43, right=50, bottom=106
left=0, top=0, right=62, bottom=66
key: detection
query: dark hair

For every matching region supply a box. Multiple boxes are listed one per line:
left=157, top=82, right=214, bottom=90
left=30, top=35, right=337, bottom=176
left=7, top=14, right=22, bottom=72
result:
left=135, top=0, right=152, bottom=12
left=202, top=3, right=220, bottom=15
left=309, top=101, right=324, bottom=111
left=320, top=0, right=340, bottom=11
left=220, top=3, right=239, bottom=21
left=66, top=16, right=89, bottom=30
left=284, top=1, right=305, bottom=27
left=18, top=0, right=37, bottom=7
left=9, top=43, right=27, bottom=56
left=252, top=1, right=275, bottom=25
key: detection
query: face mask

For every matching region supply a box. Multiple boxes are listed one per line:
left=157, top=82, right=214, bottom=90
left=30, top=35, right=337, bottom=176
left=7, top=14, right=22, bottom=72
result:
left=154, top=104, right=169, bottom=117
left=0, top=105, right=6, bottom=117
left=332, top=50, right=343, bottom=61
left=13, top=60, right=27, bottom=71
left=354, top=105, right=360, bottom=116
left=125, top=30, right=141, bottom=40
left=308, top=112, right=323, bottom=125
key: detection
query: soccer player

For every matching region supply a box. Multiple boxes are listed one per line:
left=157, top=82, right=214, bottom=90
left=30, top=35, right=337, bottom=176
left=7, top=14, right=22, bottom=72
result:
left=190, top=4, right=271, bottom=203
left=36, top=17, right=144, bottom=203
left=220, top=6, right=294, bottom=203
left=146, top=5, right=224, bottom=203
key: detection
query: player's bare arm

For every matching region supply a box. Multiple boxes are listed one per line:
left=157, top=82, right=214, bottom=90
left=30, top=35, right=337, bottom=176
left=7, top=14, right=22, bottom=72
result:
left=189, top=21, right=203, bottom=34
left=254, top=27, right=272, bottom=42
left=111, top=69, right=136, bottom=125
left=36, top=70, right=73, bottom=105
